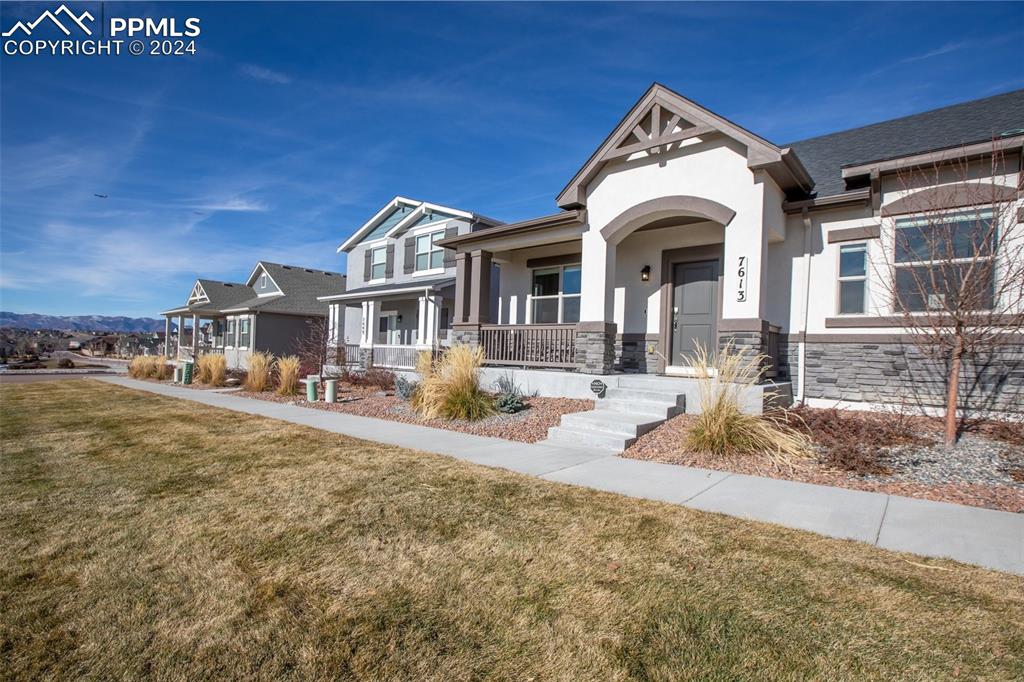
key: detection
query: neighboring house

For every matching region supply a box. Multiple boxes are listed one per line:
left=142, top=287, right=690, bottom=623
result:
left=160, top=261, right=346, bottom=369
left=412, top=83, right=1020, bottom=413
left=320, top=197, right=502, bottom=369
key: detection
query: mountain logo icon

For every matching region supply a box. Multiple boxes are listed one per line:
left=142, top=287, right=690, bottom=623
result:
left=2, top=4, right=94, bottom=37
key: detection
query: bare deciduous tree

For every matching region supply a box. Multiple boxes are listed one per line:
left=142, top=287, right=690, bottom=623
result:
left=875, top=145, right=1024, bottom=446
left=290, top=318, right=345, bottom=388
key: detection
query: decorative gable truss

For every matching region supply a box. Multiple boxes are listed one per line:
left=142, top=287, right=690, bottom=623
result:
left=188, top=280, right=208, bottom=304
left=556, top=83, right=815, bottom=208
left=603, top=100, right=717, bottom=163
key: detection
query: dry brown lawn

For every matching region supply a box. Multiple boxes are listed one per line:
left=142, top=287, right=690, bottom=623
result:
left=2, top=380, right=1023, bottom=680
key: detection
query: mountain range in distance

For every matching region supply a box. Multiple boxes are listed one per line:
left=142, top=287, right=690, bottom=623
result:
left=0, top=312, right=169, bottom=333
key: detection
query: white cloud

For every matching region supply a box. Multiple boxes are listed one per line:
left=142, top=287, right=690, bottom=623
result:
left=239, top=63, right=292, bottom=85
left=191, top=197, right=269, bottom=212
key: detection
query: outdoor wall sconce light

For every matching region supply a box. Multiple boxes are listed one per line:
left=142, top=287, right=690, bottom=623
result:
left=641, top=265, right=651, bottom=282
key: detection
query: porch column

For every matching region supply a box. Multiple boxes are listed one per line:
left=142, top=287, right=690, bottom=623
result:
left=576, top=229, right=617, bottom=374
left=453, top=252, right=472, bottom=324
left=468, top=249, right=492, bottom=324
left=416, top=295, right=428, bottom=347
left=177, top=314, right=185, bottom=357
left=425, top=295, right=441, bottom=347
left=192, top=314, right=200, bottom=357
left=163, top=317, right=171, bottom=356
left=359, top=300, right=377, bottom=369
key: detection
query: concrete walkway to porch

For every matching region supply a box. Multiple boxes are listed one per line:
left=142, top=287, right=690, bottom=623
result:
left=99, top=376, right=1023, bottom=576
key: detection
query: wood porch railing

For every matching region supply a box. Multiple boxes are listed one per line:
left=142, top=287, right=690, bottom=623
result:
left=479, top=324, right=577, bottom=368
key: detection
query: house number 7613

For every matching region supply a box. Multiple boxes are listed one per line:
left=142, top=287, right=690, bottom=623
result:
left=736, top=256, right=747, bottom=302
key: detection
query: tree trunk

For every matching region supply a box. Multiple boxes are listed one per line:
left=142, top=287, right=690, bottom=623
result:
left=943, top=336, right=963, bottom=447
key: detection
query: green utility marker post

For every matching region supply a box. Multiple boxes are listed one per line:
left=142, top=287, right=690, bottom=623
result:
left=325, top=379, right=337, bottom=403
left=305, top=379, right=317, bottom=402
left=182, top=361, right=194, bottom=385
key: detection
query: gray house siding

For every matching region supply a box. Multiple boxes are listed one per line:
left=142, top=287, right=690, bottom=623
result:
left=346, top=216, right=475, bottom=291
left=255, top=313, right=319, bottom=357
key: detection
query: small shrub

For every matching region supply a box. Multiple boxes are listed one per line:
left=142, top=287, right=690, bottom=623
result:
left=395, top=375, right=418, bottom=401
left=685, top=342, right=812, bottom=468
left=57, top=358, right=74, bottom=369
left=496, top=392, right=525, bottom=414
left=341, top=367, right=396, bottom=390
left=244, top=351, right=273, bottom=392
left=414, top=345, right=495, bottom=421
left=276, top=355, right=302, bottom=396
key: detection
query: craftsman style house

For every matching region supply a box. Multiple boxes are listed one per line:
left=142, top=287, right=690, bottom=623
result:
left=161, top=261, right=346, bottom=369
left=332, top=84, right=1023, bottom=413
left=319, top=198, right=501, bottom=369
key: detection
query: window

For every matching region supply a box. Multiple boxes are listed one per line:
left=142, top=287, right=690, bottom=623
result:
left=530, top=264, right=581, bottom=323
left=837, top=243, right=867, bottom=314
left=259, top=273, right=268, bottom=289
left=894, top=210, right=995, bottom=312
left=226, top=318, right=236, bottom=347
left=415, top=230, right=445, bottom=271
left=370, top=246, right=387, bottom=280
left=238, top=318, right=251, bottom=348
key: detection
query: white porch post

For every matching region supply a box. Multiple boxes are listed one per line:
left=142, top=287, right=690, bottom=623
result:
left=192, top=314, right=200, bottom=357
left=328, top=304, right=338, bottom=346
left=360, top=300, right=378, bottom=348
left=163, top=317, right=171, bottom=356
left=580, top=228, right=616, bottom=322
left=426, top=295, right=441, bottom=347
left=177, top=314, right=185, bottom=357
left=416, top=295, right=428, bottom=347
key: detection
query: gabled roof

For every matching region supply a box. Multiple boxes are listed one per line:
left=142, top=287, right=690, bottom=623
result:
left=337, top=196, right=503, bottom=252
left=786, top=89, right=1024, bottom=198
left=556, top=82, right=813, bottom=208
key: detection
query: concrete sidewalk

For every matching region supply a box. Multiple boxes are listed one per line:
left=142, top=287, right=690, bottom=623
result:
left=99, top=376, right=1024, bottom=575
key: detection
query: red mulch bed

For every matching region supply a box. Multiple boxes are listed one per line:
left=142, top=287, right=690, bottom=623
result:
left=625, top=409, right=1024, bottom=513
left=237, top=385, right=594, bottom=443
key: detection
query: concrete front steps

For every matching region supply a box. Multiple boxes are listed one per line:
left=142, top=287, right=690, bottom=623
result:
left=541, top=376, right=694, bottom=453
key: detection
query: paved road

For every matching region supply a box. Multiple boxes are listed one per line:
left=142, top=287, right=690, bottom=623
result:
left=97, top=376, right=1024, bottom=575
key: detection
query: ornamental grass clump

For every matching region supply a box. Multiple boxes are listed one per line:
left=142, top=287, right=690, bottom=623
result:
left=128, top=356, right=149, bottom=379
left=276, top=355, right=301, bottom=396
left=129, top=355, right=171, bottom=380
left=244, top=351, right=273, bottom=392
left=686, top=342, right=812, bottom=468
left=412, top=345, right=495, bottom=421
left=196, top=354, right=226, bottom=386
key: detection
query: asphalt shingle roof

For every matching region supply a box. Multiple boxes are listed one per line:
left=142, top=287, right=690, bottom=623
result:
left=225, top=262, right=347, bottom=316
left=786, top=89, right=1024, bottom=198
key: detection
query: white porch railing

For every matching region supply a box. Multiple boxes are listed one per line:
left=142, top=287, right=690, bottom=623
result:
left=372, top=345, right=424, bottom=370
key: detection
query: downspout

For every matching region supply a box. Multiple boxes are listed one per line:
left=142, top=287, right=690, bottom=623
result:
left=797, top=207, right=813, bottom=403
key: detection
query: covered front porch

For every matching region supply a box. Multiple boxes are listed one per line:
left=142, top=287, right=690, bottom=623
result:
left=437, top=202, right=786, bottom=380
left=321, top=280, right=454, bottom=370
left=159, top=307, right=252, bottom=369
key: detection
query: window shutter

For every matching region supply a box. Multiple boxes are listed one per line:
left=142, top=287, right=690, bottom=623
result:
left=403, top=236, right=415, bottom=274
left=363, top=249, right=372, bottom=282
left=442, top=225, right=459, bottom=268
left=385, top=243, right=395, bottom=278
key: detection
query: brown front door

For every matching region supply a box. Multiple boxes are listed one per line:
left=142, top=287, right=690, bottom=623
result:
left=671, top=260, right=719, bottom=365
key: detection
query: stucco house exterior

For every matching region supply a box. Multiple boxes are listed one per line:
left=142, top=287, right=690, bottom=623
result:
left=319, top=198, right=502, bottom=369
left=161, top=261, right=346, bottom=369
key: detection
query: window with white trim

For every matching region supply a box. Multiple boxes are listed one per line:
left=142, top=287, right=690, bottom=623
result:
left=259, top=273, right=268, bottom=288
left=226, top=318, right=236, bottom=347
left=837, top=243, right=867, bottom=314
left=893, top=209, right=995, bottom=312
left=238, top=318, right=251, bottom=348
left=531, top=264, right=581, bottom=323
left=370, top=246, right=387, bottom=280
left=415, top=230, right=445, bottom=271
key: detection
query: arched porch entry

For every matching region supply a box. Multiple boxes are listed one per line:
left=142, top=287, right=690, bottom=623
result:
left=580, top=195, right=753, bottom=374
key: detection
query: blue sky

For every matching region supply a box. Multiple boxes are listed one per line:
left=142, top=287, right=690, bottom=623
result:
left=2, top=1, right=1022, bottom=318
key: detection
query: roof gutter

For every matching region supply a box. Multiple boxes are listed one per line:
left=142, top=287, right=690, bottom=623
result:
left=436, top=209, right=586, bottom=249
left=318, top=282, right=453, bottom=302
left=782, top=189, right=871, bottom=215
